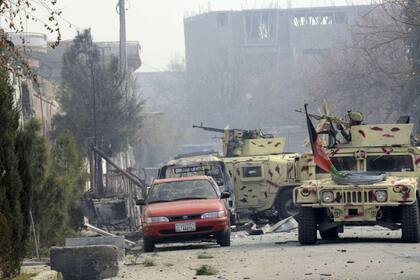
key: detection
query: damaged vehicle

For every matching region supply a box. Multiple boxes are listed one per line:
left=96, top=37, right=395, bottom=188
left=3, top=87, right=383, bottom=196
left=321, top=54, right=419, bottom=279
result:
left=194, top=124, right=301, bottom=223
left=138, top=176, right=231, bottom=252
left=294, top=111, right=420, bottom=245
left=159, top=154, right=237, bottom=223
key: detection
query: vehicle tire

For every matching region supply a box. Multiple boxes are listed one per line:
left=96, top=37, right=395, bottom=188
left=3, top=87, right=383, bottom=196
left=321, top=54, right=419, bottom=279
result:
left=319, top=227, right=339, bottom=240
left=217, top=229, right=231, bottom=247
left=276, top=188, right=299, bottom=219
left=143, top=237, right=155, bottom=252
left=401, top=199, right=420, bottom=243
left=298, top=207, right=317, bottom=245
left=228, top=211, right=236, bottom=226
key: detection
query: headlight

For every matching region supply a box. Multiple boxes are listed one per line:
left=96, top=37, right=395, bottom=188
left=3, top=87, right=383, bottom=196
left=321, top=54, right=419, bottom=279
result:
left=401, top=186, right=410, bottom=194
left=145, top=216, right=169, bottom=224
left=201, top=211, right=225, bottom=219
left=300, top=188, right=310, bottom=197
left=321, top=191, right=334, bottom=203
left=375, top=190, right=387, bottom=202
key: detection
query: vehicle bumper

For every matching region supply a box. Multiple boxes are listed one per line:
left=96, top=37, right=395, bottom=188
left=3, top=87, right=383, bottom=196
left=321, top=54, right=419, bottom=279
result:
left=294, top=185, right=417, bottom=222
left=143, top=217, right=229, bottom=242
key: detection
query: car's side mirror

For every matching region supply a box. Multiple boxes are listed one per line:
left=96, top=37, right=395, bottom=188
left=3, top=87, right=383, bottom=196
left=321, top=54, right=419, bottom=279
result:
left=220, top=192, right=231, bottom=199
left=136, top=199, right=146, bottom=206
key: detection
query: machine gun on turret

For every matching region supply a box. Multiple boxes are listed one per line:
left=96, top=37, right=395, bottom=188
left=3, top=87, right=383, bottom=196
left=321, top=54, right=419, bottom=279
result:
left=295, top=102, right=364, bottom=147
left=193, top=123, right=278, bottom=157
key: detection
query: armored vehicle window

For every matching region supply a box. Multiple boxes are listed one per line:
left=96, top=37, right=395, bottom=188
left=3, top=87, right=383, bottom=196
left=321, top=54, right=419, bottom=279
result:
left=243, top=166, right=262, bottom=177
left=165, top=164, right=225, bottom=186
left=367, top=155, right=414, bottom=172
left=316, top=156, right=357, bottom=173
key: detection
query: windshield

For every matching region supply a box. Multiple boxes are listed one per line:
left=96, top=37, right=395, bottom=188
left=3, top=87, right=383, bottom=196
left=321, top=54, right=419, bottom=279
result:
left=317, top=156, right=357, bottom=173
left=367, top=155, right=414, bottom=172
left=147, top=180, right=219, bottom=203
left=165, top=164, right=225, bottom=186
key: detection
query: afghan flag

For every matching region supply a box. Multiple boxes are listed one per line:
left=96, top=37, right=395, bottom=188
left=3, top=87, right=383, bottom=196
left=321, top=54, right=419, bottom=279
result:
left=305, top=104, right=341, bottom=177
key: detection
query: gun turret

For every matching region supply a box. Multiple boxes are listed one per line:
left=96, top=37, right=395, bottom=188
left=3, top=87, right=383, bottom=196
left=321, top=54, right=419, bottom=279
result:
left=294, top=109, right=350, bottom=128
left=192, top=123, right=225, bottom=133
left=193, top=123, right=281, bottom=157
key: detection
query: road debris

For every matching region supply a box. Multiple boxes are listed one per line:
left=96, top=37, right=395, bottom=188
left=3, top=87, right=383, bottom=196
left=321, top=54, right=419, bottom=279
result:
left=245, top=216, right=298, bottom=235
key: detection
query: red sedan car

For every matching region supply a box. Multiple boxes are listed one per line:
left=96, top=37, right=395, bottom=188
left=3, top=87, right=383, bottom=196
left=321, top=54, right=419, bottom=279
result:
left=138, top=176, right=231, bottom=252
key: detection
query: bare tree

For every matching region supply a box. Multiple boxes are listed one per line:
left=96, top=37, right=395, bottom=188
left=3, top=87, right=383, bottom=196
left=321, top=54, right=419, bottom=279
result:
left=299, top=2, right=420, bottom=128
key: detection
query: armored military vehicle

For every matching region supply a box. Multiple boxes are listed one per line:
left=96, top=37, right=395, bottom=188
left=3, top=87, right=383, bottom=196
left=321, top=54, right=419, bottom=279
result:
left=294, top=112, right=420, bottom=244
left=194, top=124, right=301, bottom=223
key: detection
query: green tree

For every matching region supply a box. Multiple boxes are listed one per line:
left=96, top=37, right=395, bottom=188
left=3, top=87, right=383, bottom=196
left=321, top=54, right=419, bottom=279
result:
left=55, top=29, right=142, bottom=154
left=15, top=119, right=47, bottom=259
left=53, top=29, right=143, bottom=194
left=0, top=67, right=24, bottom=278
left=30, top=129, right=87, bottom=249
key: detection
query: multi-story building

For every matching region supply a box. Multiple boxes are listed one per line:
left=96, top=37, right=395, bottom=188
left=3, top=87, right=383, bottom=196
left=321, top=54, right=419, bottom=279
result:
left=184, top=4, right=374, bottom=72
left=183, top=4, right=377, bottom=152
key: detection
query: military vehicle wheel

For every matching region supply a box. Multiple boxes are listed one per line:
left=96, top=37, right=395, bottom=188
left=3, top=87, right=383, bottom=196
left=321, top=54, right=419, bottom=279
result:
left=298, top=207, right=317, bottom=245
left=276, top=188, right=299, bottom=219
left=401, top=200, right=420, bottom=243
left=319, top=227, right=339, bottom=240
left=217, top=229, right=231, bottom=247
left=143, top=237, right=155, bottom=252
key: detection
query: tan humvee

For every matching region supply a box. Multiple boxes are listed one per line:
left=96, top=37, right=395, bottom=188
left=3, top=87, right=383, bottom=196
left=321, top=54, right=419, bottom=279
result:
left=294, top=123, right=420, bottom=244
left=194, top=124, right=301, bottom=223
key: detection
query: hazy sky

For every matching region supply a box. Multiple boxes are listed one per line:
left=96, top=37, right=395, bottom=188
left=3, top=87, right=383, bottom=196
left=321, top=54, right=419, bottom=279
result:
left=30, top=0, right=372, bottom=72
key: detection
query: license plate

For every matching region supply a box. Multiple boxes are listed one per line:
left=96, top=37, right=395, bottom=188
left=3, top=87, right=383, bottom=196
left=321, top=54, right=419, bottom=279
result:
left=175, top=222, right=196, bottom=232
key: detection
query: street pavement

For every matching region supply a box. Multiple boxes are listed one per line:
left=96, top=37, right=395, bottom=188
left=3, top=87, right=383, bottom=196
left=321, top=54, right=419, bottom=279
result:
left=117, top=226, right=420, bottom=280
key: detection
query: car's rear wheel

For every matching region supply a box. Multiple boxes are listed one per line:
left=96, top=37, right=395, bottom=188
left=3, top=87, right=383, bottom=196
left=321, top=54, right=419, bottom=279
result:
left=319, top=227, right=339, bottom=240
left=143, top=237, right=155, bottom=252
left=298, top=207, right=317, bottom=245
left=217, top=229, right=231, bottom=247
left=401, top=199, right=420, bottom=243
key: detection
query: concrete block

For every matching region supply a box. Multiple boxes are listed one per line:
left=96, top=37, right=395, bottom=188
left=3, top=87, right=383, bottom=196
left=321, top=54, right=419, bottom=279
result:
left=65, top=236, right=125, bottom=260
left=31, top=271, right=63, bottom=280
left=50, top=245, right=119, bottom=280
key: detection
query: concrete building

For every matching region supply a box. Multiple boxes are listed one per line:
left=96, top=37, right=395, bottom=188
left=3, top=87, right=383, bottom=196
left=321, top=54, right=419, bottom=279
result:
left=7, top=32, right=60, bottom=137
left=184, top=4, right=373, bottom=72
left=182, top=4, right=376, bottom=152
left=7, top=32, right=142, bottom=140
left=36, top=40, right=142, bottom=85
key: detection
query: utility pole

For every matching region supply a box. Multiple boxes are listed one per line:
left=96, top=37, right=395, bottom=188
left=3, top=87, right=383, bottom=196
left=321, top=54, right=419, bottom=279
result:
left=118, top=0, right=127, bottom=72
left=117, top=0, right=130, bottom=170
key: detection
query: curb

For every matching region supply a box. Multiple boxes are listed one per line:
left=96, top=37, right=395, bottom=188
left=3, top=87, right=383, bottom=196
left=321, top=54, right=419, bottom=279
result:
left=31, top=271, right=63, bottom=280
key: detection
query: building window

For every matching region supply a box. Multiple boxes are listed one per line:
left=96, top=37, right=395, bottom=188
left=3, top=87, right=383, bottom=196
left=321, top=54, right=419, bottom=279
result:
left=217, top=13, right=227, bottom=27
left=292, top=12, right=347, bottom=27
left=245, top=11, right=275, bottom=40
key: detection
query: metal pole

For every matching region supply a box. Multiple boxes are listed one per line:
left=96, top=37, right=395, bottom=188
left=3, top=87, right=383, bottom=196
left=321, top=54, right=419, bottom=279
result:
left=119, top=0, right=127, bottom=72
left=29, top=210, right=40, bottom=260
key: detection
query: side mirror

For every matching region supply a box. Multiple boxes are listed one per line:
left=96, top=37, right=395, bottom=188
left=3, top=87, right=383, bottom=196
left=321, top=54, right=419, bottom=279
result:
left=220, top=192, right=231, bottom=199
left=136, top=199, right=146, bottom=206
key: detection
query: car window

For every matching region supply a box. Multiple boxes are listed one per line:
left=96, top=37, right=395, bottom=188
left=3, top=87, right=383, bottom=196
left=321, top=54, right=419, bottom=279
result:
left=147, top=180, right=219, bottom=203
left=243, top=166, right=262, bottom=177
left=316, top=156, right=357, bottom=173
left=367, top=155, right=414, bottom=172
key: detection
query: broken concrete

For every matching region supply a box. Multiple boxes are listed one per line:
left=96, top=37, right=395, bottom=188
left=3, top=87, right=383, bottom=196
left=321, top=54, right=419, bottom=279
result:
left=50, top=245, right=119, bottom=280
left=65, top=236, right=125, bottom=260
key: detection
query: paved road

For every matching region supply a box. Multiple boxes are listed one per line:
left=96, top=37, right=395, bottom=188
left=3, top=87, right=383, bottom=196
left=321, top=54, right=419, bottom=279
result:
left=117, top=227, right=420, bottom=280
